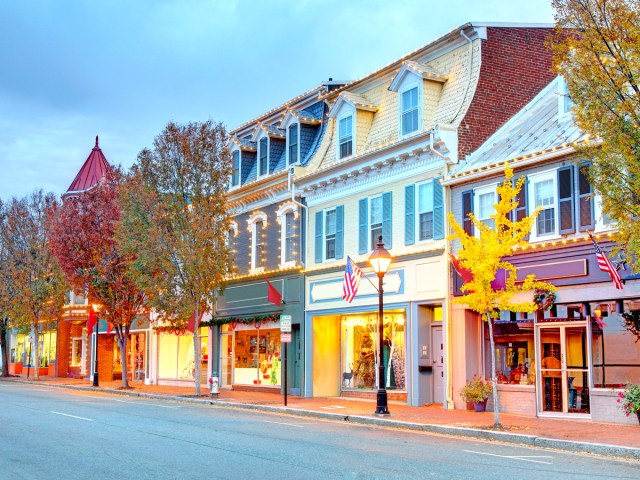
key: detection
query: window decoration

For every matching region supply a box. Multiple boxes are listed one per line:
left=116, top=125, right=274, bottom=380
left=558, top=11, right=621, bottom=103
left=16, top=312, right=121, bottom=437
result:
left=533, top=288, right=557, bottom=311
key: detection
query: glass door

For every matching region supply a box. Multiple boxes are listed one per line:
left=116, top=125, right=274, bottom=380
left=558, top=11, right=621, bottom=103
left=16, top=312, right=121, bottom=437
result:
left=536, top=323, right=591, bottom=415
left=220, top=330, right=233, bottom=387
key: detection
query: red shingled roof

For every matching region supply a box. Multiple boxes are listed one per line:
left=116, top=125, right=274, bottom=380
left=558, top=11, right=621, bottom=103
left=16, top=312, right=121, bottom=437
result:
left=64, top=136, right=112, bottom=196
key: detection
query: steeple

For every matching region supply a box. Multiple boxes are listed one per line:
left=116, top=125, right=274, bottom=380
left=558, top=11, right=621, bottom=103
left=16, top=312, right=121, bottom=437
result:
left=63, top=135, right=113, bottom=198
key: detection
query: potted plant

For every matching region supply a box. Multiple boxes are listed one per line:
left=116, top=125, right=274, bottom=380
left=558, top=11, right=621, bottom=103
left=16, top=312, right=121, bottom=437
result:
left=460, top=375, right=493, bottom=412
left=617, top=384, right=640, bottom=423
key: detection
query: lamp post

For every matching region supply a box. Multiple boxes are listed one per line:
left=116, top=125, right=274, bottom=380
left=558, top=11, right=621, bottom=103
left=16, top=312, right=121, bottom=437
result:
left=91, top=303, right=101, bottom=387
left=369, top=235, right=392, bottom=416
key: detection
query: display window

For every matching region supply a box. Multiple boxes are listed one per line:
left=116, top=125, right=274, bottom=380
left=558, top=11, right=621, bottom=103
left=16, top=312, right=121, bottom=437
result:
left=233, top=326, right=281, bottom=386
left=11, top=330, right=57, bottom=367
left=157, top=327, right=207, bottom=381
left=340, top=310, right=406, bottom=391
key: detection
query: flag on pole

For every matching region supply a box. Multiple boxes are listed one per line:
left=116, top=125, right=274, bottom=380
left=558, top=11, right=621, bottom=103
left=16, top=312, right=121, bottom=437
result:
left=589, top=232, right=623, bottom=290
left=450, top=255, right=474, bottom=285
left=262, top=273, right=283, bottom=306
left=343, top=256, right=364, bottom=303
left=87, top=308, right=97, bottom=335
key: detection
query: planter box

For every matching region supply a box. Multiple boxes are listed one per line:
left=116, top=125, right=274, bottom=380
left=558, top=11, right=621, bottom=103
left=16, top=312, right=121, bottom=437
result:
left=9, top=363, right=22, bottom=375
left=590, top=388, right=638, bottom=425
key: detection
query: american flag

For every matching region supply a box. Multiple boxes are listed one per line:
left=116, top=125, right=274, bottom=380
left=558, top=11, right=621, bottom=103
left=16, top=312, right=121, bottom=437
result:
left=589, top=233, right=623, bottom=290
left=343, top=256, right=364, bottom=303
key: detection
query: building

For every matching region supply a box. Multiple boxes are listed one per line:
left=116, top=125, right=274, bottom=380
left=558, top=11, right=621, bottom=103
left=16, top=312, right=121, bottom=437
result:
left=209, top=83, right=342, bottom=394
left=294, top=22, right=557, bottom=406
left=444, top=77, right=640, bottom=424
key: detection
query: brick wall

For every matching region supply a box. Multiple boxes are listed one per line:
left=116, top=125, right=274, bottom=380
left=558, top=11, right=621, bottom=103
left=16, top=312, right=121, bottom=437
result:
left=56, top=321, right=71, bottom=377
left=98, top=335, right=115, bottom=382
left=458, top=27, right=556, bottom=160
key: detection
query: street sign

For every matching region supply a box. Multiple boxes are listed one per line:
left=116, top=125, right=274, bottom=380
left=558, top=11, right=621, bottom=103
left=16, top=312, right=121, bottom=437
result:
left=280, top=315, right=292, bottom=333
left=281, top=333, right=292, bottom=343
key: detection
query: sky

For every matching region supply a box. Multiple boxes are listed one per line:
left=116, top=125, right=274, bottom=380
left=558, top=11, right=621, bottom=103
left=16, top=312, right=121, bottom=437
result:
left=0, top=0, right=556, bottom=200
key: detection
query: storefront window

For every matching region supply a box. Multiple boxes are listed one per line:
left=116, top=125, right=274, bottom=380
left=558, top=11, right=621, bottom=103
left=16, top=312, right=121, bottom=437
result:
left=485, top=318, right=535, bottom=385
left=340, top=310, right=406, bottom=391
left=158, top=327, right=207, bottom=380
left=233, top=326, right=281, bottom=386
left=11, top=330, right=57, bottom=366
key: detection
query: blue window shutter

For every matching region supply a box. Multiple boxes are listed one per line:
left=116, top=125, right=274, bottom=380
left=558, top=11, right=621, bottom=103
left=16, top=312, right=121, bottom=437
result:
left=433, top=178, right=444, bottom=240
left=462, top=190, right=474, bottom=236
left=578, top=163, right=594, bottom=231
left=558, top=166, right=575, bottom=235
left=314, top=211, right=323, bottom=263
left=358, top=198, right=368, bottom=254
left=405, top=185, right=415, bottom=245
left=382, top=192, right=392, bottom=249
left=335, top=205, right=344, bottom=259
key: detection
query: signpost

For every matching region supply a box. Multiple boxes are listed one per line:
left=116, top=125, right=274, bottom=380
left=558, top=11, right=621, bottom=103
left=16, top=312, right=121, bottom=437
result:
left=280, top=315, right=292, bottom=406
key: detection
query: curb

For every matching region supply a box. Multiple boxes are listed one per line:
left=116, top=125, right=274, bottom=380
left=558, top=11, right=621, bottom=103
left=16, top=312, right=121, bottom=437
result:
left=5, top=379, right=640, bottom=461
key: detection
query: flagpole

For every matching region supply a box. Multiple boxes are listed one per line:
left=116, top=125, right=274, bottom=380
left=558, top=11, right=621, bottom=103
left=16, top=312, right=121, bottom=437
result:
left=348, top=256, right=379, bottom=292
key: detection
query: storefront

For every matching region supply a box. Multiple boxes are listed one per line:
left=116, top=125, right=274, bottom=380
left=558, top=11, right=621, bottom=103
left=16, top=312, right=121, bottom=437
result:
left=155, top=326, right=208, bottom=386
left=9, top=325, right=57, bottom=376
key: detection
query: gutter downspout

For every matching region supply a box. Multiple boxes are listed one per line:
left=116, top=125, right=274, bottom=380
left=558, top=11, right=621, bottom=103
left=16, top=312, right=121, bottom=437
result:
left=442, top=160, right=455, bottom=410
left=450, top=29, right=474, bottom=124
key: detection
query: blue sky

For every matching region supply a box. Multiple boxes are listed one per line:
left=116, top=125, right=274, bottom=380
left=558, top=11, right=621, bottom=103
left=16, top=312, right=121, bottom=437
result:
left=0, top=0, right=556, bottom=200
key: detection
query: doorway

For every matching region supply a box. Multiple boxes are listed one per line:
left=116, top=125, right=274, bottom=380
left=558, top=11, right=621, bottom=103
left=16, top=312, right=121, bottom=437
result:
left=536, top=322, right=591, bottom=415
left=432, top=326, right=444, bottom=404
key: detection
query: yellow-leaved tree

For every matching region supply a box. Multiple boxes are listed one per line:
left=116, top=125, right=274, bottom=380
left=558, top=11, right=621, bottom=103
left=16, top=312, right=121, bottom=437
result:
left=448, top=168, right=555, bottom=428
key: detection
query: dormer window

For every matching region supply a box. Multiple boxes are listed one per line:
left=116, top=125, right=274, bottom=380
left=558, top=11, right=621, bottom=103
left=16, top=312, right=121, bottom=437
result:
left=401, top=86, right=419, bottom=135
left=258, top=138, right=268, bottom=176
left=559, top=78, right=573, bottom=119
left=339, top=115, right=353, bottom=159
left=288, top=124, right=298, bottom=165
left=231, top=150, right=240, bottom=187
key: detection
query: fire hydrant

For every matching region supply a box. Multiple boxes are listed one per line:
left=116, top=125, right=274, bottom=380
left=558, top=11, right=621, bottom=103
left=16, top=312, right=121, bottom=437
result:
left=209, top=372, right=219, bottom=396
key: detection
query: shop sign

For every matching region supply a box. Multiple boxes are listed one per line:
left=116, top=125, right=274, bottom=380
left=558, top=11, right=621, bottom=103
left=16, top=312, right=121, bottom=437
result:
left=280, top=315, right=292, bottom=333
left=281, top=333, right=292, bottom=343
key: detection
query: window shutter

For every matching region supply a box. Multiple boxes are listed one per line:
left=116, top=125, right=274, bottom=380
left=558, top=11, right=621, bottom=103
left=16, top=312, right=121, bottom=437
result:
left=578, top=163, right=594, bottom=231
left=358, top=198, right=368, bottom=254
left=335, top=205, right=344, bottom=259
left=382, top=192, right=392, bottom=249
left=314, top=211, right=323, bottom=263
left=433, top=178, right=444, bottom=240
left=405, top=185, right=415, bottom=245
left=512, top=176, right=528, bottom=240
left=558, top=166, right=575, bottom=234
left=462, top=190, right=474, bottom=236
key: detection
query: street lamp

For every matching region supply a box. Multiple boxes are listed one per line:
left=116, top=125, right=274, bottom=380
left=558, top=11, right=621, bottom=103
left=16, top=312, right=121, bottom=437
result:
left=91, top=303, right=101, bottom=387
left=369, top=235, right=392, bottom=416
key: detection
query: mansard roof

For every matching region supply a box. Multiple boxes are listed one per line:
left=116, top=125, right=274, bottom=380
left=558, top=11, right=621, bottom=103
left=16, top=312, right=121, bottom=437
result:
left=231, top=137, right=257, bottom=152
left=64, top=136, right=112, bottom=197
left=447, top=78, right=590, bottom=183
left=251, top=123, right=286, bottom=142
left=328, top=91, right=379, bottom=118
left=388, top=60, right=447, bottom=92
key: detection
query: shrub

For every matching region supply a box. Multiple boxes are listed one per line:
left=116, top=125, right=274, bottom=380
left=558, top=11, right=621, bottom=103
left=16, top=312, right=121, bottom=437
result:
left=617, top=384, right=640, bottom=416
left=460, top=375, right=493, bottom=403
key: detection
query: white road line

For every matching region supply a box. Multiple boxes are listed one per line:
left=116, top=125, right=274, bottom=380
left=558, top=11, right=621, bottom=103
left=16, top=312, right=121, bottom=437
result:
left=263, top=420, right=305, bottom=428
left=463, top=450, right=553, bottom=465
left=51, top=411, right=93, bottom=421
left=113, top=399, right=181, bottom=409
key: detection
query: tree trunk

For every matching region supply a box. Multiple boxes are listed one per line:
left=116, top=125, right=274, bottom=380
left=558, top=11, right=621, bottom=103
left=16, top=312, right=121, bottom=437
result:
left=486, top=310, right=502, bottom=429
left=193, top=305, right=201, bottom=396
left=119, top=333, right=129, bottom=389
left=33, top=323, right=40, bottom=381
left=0, top=317, right=9, bottom=377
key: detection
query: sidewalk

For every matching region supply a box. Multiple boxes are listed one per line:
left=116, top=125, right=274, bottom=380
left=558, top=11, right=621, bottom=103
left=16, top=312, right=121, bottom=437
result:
left=4, top=374, right=640, bottom=460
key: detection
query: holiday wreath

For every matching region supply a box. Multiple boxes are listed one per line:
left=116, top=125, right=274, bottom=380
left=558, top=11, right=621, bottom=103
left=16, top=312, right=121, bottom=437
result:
left=533, top=288, right=556, bottom=311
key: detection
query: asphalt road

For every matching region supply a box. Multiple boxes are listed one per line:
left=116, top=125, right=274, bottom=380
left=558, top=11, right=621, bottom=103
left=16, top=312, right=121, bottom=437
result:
left=1, top=383, right=639, bottom=480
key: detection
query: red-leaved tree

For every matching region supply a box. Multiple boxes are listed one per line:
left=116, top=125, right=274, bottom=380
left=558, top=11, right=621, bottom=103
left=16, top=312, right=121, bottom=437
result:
left=48, top=171, right=147, bottom=388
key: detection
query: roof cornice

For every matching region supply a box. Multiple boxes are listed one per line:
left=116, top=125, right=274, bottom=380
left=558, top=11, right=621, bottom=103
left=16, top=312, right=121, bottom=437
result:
left=226, top=171, right=289, bottom=209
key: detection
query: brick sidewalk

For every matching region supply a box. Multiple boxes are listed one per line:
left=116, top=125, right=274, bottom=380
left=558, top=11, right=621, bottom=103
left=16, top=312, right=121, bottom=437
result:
left=6, top=374, right=640, bottom=451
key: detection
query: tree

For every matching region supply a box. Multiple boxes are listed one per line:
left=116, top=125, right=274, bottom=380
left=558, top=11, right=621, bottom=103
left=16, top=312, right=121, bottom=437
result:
left=551, top=0, right=640, bottom=270
left=448, top=168, right=555, bottom=428
left=0, top=199, right=14, bottom=377
left=48, top=172, right=148, bottom=389
left=0, top=191, right=67, bottom=380
left=118, top=120, right=234, bottom=395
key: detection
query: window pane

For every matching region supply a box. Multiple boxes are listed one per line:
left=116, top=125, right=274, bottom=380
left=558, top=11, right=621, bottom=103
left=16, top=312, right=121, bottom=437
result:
left=535, top=179, right=554, bottom=208
left=232, top=151, right=240, bottom=186
left=418, top=183, right=433, bottom=213
left=259, top=138, right=268, bottom=176
left=419, top=212, right=433, bottom=241
left=371, top=226, right=382, bottom=250
left=289, top=125, right=298, bottom=164
left=340, top=140, right=352, bottom=158
left=402, top=87, right=418, bottom=111
left=339, top=116, right=352, bottom=139
left=537, top=208, right=555, bottom=235
left=326, top=237, right=336, bottom=260
left=478, top=192, right=495, bottom=220
left=325, top=209, right=336, bottom=235
left=402, top=109, right=418, bottom=135
left=370, top=196, right=382, bottom=225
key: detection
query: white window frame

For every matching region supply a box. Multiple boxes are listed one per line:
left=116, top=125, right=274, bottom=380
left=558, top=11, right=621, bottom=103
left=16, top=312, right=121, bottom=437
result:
left=276, top=203, right=299, bottom=268
left=337, top=111, right=355, bottom=160
left=415, top=181, right=434, bottom=243
left=528, top=170, right=559, bottom=241
left=258, top=136, right=269, bottom=178
left=369, top=194, right=383, bottom=251
left=323, top=207, right=338, bottom=262
left=399, top=82, right=421, bottom=137
left=473, top=184, right=498, bottom=235
left=71, top=336, right=85, bottom=369
left=286, top=123, right=300, bottom=166
left=248, top=212, right=268, bottom=272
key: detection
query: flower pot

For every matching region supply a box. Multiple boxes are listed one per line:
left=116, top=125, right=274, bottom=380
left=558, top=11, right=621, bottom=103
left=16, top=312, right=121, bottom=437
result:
left=474, top=400, right=487, bottom=412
